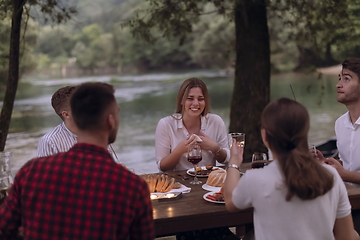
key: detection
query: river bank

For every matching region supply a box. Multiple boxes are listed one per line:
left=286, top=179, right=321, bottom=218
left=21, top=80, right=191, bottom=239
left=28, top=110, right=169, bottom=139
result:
left=317, top=64, right=341, bottom=75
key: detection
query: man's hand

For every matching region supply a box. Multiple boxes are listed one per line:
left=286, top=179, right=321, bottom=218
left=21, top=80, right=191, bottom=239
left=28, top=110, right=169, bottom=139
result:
left=324, top=157, right=347, bottom=177
left=309, top=148, right=325, bottom=160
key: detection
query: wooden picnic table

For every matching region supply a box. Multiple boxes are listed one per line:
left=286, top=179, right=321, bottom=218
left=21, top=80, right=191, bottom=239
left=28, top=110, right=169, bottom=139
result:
left=152, top=163, right=360, bottom=237
left=152, top=168, right=252, bottom=237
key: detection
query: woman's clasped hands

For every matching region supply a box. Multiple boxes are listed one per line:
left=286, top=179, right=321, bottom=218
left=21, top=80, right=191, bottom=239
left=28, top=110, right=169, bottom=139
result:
left=184, top=132, right=222, bottom=155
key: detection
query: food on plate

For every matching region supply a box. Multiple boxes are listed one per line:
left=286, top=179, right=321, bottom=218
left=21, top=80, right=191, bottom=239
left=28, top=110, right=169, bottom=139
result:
left=196, top=166, right=202, bottom=172
left=188, top=166, right=219, bottom=176
left=206, top=169, right=227, bottom=187
left=141, top=174, right=176, bottom=193
left=205, top=189, right=224, bottom=202
left=205, top=165, right=213, bottom=170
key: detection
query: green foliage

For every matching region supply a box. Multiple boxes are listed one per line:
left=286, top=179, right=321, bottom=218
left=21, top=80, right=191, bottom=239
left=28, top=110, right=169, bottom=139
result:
left=124, top=0, right=233, bottom=45
left=333, top=1, right=360, bottom=59
left=113, top=25, right=194, bottom=71
left=0, top=0, right=12, bottom=19
left=35, top=25, right=74, bottom=58
left=70, top=24, right=114, bottom=69
left=27, top=0, right=77, bottom=24
left=73, top=24, right=103, bottom=46
left=0, top=16, right=10, bottom=91
left=26, top=0, right=238, bottom=74
left=0, top=0, right=78, bottom=82
left=191, top=4, right=235, bottom=68
left=267, top=0, right=359, bottom=69
left=7, top=0, right=360, bottom=77
left=0, top=15, right=38, bottom=90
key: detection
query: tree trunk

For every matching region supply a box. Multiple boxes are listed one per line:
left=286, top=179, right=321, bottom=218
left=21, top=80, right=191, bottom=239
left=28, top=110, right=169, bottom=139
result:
left=0, top=0, right=25, bottom=151
left=230, top=0, right=270, bottom=161
left=324, top=42, right=338, bottom=66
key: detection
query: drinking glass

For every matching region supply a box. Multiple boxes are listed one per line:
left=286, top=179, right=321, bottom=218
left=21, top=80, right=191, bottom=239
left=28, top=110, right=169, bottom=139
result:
left=251, top=152, right=268, bottom=169
left=0, top=176, right=11, bottom=205
left=187, top=144, right=202, bottom=184
left=0, top=152, right=11, bottom=175
left=228, top=133, right=245, bottom=148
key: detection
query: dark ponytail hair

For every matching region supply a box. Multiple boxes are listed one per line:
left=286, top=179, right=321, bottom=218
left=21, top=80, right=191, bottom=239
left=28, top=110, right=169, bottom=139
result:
left=261, top=98, right=333, bottom=201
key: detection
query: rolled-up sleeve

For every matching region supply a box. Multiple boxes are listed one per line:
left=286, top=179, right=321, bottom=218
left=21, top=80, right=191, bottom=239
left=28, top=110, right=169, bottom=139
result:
left=155, top=118, right=171, bottom=170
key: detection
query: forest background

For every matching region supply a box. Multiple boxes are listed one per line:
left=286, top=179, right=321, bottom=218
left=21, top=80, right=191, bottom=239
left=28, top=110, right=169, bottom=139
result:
left=1, top=0, right=360, bottom=87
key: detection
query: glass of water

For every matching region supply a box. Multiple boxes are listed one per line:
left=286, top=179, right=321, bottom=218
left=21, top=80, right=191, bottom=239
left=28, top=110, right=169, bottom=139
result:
left=228, top=133, right=245, bottom=148
left=0, top=176, right=11, bottom=204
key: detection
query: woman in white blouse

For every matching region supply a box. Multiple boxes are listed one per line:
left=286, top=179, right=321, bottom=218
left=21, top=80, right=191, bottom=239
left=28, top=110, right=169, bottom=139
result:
left=155, top=77, right=230, bottom=171
left=156, top=78, right=237, bottom=240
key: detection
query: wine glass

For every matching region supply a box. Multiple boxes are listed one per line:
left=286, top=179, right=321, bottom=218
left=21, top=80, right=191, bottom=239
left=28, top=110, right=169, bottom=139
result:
left=187, top=144, right=202, bottom=184
left=228, top=133, right=245, bottom=148
left=251, top=152, right=268, bottom=169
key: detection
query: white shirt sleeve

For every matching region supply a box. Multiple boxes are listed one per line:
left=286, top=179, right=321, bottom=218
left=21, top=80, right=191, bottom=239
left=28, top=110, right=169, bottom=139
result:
left=211, top=115, right=230, bottom=163
left=232, top=173, right=253, bottom=210
left=329, top=166, right=352, bottom=219
left=155, top=118, right=172, bottom=170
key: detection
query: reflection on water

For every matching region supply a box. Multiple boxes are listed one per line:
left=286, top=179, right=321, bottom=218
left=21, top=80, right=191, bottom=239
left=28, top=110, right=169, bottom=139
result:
left=4, top=71, right=345, bottom=175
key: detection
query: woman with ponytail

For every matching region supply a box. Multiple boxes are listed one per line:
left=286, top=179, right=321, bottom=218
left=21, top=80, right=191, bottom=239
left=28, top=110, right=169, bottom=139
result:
left=224, top=98, right=356, bottom=240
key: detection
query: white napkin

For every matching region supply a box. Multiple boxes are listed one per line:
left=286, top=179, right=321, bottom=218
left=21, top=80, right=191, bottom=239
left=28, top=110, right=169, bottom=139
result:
left=192, top=134, right=203, bottom=142
left=152, top=184, right=191, bottom=194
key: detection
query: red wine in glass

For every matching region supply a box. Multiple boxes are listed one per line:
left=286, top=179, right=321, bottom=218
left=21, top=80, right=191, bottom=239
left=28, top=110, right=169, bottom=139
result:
left=251, top=161, right=266, bottom=169
left=187, top=144, right=202, bottom=184
left=188, top=156, right=202, bottom=165
left=251, top=153, right=267, bottom=169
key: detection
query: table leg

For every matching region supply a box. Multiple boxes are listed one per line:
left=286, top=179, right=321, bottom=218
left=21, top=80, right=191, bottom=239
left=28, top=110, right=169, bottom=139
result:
left=236, top=223, right=254, bottom=239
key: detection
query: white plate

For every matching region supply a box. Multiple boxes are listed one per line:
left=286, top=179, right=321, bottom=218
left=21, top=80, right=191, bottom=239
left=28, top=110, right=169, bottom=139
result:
left=202, top=184, right=221, bottom=192
left=203, top=191, right=225, bottom=204
left=186, top=166, right=221, bottom=177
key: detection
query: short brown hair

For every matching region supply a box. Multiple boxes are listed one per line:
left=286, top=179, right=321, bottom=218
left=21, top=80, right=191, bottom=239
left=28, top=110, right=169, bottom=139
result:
left=261, top=98, right=333, bottom=201
left=175, top=78, right=210, bottom=116
left=51, top=86, right=77, bottom=120
left=70, top=82, right=116, bottom=130
left=342, top=58, right=360, bottom=80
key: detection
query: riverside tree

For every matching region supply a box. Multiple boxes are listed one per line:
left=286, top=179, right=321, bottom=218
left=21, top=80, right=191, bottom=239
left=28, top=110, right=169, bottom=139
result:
left=0, top=0, right=76, bottom=151
left=126, top=0, right=353, bottom=160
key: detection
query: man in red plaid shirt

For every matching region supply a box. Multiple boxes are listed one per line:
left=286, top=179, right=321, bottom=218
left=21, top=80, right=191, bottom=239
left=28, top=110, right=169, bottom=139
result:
left=0, top=82, right=155, bottom=239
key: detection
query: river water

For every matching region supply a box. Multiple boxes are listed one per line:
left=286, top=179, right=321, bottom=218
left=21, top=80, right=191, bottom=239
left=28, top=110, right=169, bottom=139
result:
left=3, top=70, right=345, bottom=176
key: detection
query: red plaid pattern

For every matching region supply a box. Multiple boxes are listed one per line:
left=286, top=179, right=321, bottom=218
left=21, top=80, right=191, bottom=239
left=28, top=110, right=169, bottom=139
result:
left=0, top=143, right=154, bottom=240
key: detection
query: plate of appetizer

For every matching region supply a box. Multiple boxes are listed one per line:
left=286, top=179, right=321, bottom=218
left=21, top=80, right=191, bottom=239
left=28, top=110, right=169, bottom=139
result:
left=203, top=191, right=225, bottom=204
left=187, top=165, right=220, bottom=177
